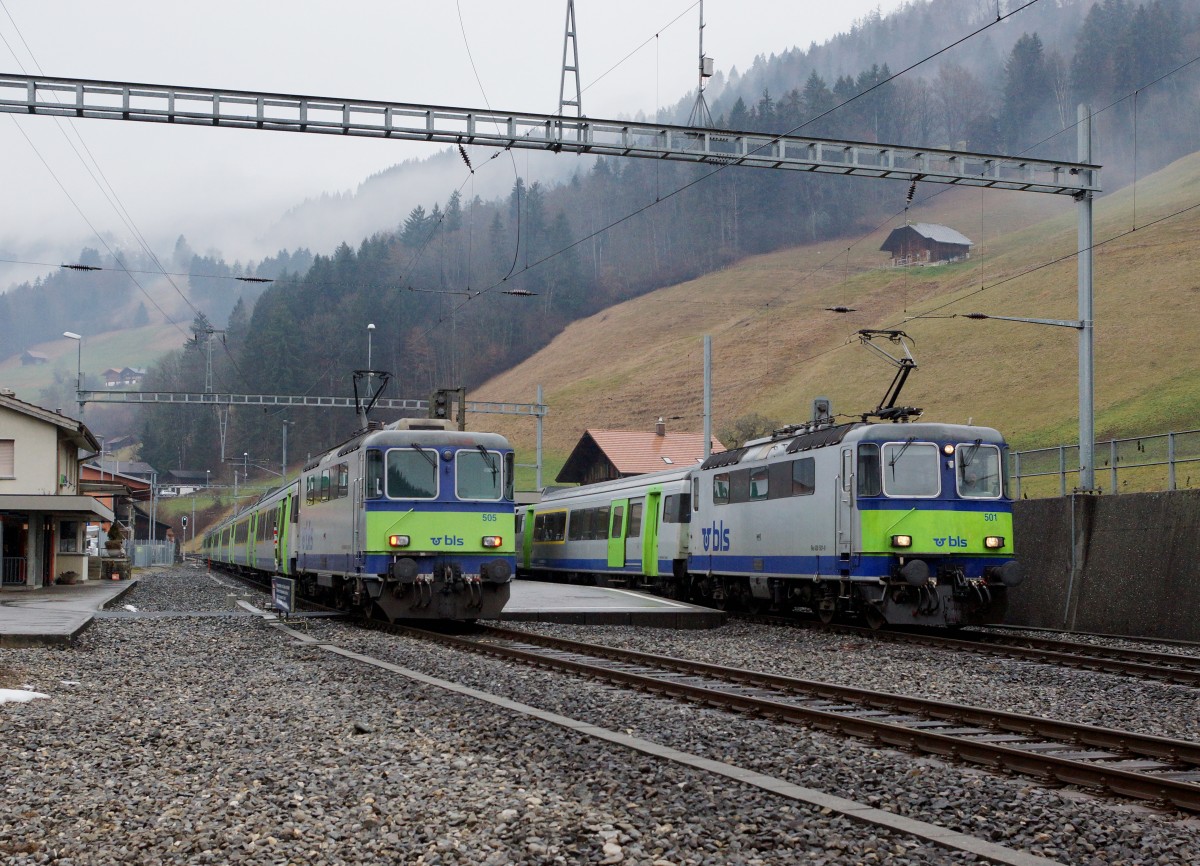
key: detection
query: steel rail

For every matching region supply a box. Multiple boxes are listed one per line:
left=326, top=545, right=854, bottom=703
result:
left=396, top=625, right=1200, bottom=813
left=780, top=619, right=1200, bottom=686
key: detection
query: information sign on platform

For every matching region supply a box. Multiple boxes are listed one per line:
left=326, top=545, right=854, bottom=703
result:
left=271, top=576, right=296, bottom=616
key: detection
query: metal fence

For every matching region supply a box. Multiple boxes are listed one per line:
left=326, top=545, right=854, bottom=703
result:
left=130, top=541, right=177, bottom=568
left=2, top=556, right=26, bottom=586
left=1012, top=429, right=1200, bottom=498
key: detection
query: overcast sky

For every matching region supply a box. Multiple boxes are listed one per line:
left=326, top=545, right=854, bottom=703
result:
left=0, top=1, right=907, bottom=278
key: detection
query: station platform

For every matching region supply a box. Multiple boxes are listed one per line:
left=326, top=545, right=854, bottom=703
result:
left=499, top=580, right=725, bottom=629
left=0, top=576, right=724, bottom=646
left=0, top=579, right=137, bottom=648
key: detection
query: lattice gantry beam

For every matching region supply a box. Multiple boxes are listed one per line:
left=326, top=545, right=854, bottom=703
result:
left=78, top=390, right=547, bottom=417
left=0, top=73, right=1100, bottom=196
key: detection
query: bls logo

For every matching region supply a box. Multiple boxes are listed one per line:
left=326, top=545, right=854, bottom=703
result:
left=431, top=535, right=465, bottom=547
left=701, top=521, right=731, bottom=552
left=933, top=536, right=967, bottom=548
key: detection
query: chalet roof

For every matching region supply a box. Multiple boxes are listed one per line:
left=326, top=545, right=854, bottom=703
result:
left=0, top=391, right=100, bottom=452
left=881, top=222, right=973, bottom=251
left=557, top=428, right=725, bottom=483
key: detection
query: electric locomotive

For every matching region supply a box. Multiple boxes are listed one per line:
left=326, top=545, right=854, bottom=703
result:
left=204, top=418, right=516, bottom=620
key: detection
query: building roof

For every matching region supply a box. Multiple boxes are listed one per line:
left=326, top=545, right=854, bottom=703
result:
left=557, top=428, right=725, bottom=483
left=880, top=222, right=973, bottom=251
left=0, top=391, right=100, bottom=452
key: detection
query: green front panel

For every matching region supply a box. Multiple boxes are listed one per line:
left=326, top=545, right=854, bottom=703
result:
left=365, top=510, right=516, bottom=554
left=607, top=498, right=628, bottom=567
left=641, top=488, right=662, bottom=577
left=859, top=507, right=1014, bottom=555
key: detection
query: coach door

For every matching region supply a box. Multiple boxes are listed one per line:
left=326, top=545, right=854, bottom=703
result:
left=641, top=488, right=662, bottom=578
left=607, top=499, right=628, bottom=568
left=836, top=447, right=854, bottom=557
left=520, top=510, right=534, bottom=569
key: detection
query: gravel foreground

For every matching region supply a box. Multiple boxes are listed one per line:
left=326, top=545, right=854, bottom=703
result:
left=0, top=567, right=1195, bottom=865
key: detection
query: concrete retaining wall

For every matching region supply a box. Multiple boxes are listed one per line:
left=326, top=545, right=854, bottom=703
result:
left=1007, top=489, right=1200, bottom=640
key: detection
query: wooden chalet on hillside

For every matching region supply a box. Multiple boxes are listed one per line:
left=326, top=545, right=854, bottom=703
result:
left=880, top=222, right=973, bottom=266
left=556, top=419, right=724, bottom=485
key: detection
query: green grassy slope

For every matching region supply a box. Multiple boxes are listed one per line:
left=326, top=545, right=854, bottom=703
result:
left=473, top=153, right=1200, bottom=485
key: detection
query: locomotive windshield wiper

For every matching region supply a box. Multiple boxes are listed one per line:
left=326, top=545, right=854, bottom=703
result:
left=477, top=444, right=498, bottom=477
left=960, top=439, right=982, bottom=467
left=411, top=442, right=436, bottom=467
left=888, top=436, right=917, bottom=475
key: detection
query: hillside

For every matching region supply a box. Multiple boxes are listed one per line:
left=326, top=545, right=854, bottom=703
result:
left=473, top=152, right=1200, bottom=471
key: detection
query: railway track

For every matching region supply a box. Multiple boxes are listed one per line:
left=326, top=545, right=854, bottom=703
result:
left=755, top=616, right=1200, bottom=687
left=398, top=623, right=1200, bottom=814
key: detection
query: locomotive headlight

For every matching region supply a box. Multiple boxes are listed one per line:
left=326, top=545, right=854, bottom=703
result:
left=482, top=535, right=503, bottom=548
left=984, top=536, right=1005, bottom=549
left=388, top=534, right=411, bottom=548
left=891, top=534, right=913, bottom=548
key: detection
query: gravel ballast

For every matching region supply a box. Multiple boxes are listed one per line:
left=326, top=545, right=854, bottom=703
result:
left=0, top=567, right=1195, bottom=864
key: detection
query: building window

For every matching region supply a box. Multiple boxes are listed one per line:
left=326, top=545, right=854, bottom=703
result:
left=0, top=439, right=14, bottom=479
left=59, top=521, right=79, bottom=553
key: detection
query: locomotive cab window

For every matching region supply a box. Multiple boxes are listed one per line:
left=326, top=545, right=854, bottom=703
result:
left=387, top=449, right=438, bottom=499
left=365, top=450, right=384, bottom=499
left=857, top=444, right=881, bottom=497
left=956, top=442, right=1003, bottom=499
left=881, top=441, right=939, bottom=497
left=456, top=449, right=503, bottom=500
left=749, top=467, right=769, bottom=500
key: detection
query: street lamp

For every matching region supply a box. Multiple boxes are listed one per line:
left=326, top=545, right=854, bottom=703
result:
left=62, top=331, right=82, bottom=415
left=962, top=311, right=1093, bottom=492
left=282, top=420, right=295, bottom=479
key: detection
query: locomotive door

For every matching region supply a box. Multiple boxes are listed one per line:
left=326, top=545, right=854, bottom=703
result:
left=607, top=499, right=628, bottom=568
left=836, top=447, right=854, bottom=556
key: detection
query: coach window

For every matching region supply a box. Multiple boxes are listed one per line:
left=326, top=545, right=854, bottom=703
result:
left=663, top=493, right=691, bottom=523
left=881, top=441, right=939, bottom=497
left=857, top=444, right=881, bottom=497
left=627, top=500, right=643, bottom=538
left=750, top=467, right=769, bottom=500
left=610, top=505, right=625, bottom=538
left=567, top=509, right=586, bottom=541
left=337, top=463, right=349, bottom=499
left=592, top=506, right=611, bottom=538
left=533, top=511, right=566, bottom=542
left=387, top=449, right=438, bottom=499
left=365, top=450, right=384, bottom=499
left=713, top=473, right=730, bottom=505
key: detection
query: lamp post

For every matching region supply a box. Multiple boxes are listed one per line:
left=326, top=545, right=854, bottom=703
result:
left=282, top=420, right=295, bottom=480
left=62, top=331, right=82, bottom=415
left=963, top=312, right=1092, bottom=491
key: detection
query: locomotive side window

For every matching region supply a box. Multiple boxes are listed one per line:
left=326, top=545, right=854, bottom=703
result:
left=387, top=449, right=438, bottom=499
left=750, top=467, right=769, bottom=500
left=365, top=450, right=384, bottom=499
left=336, top=463, right=349, bottom=498
left=504, top=452, right=515, bottom=501
left=306, top=475, right=315, bottom=504
left=713, top=473, right=730, bottom=505
left=792, top=458, right=815, bottom=495
left=956, top=443, right=1003, bottom=499
left=456, top=449, right=503, bottom=500
left=881, top=441, right=940, bottom=497
left=320, top=470, right=331, bottom=502
left=692, top=477, right=700, bottom=511
left=729, top=469, right=751, bottom=504
left=857, top=444, right=881, bottom=497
